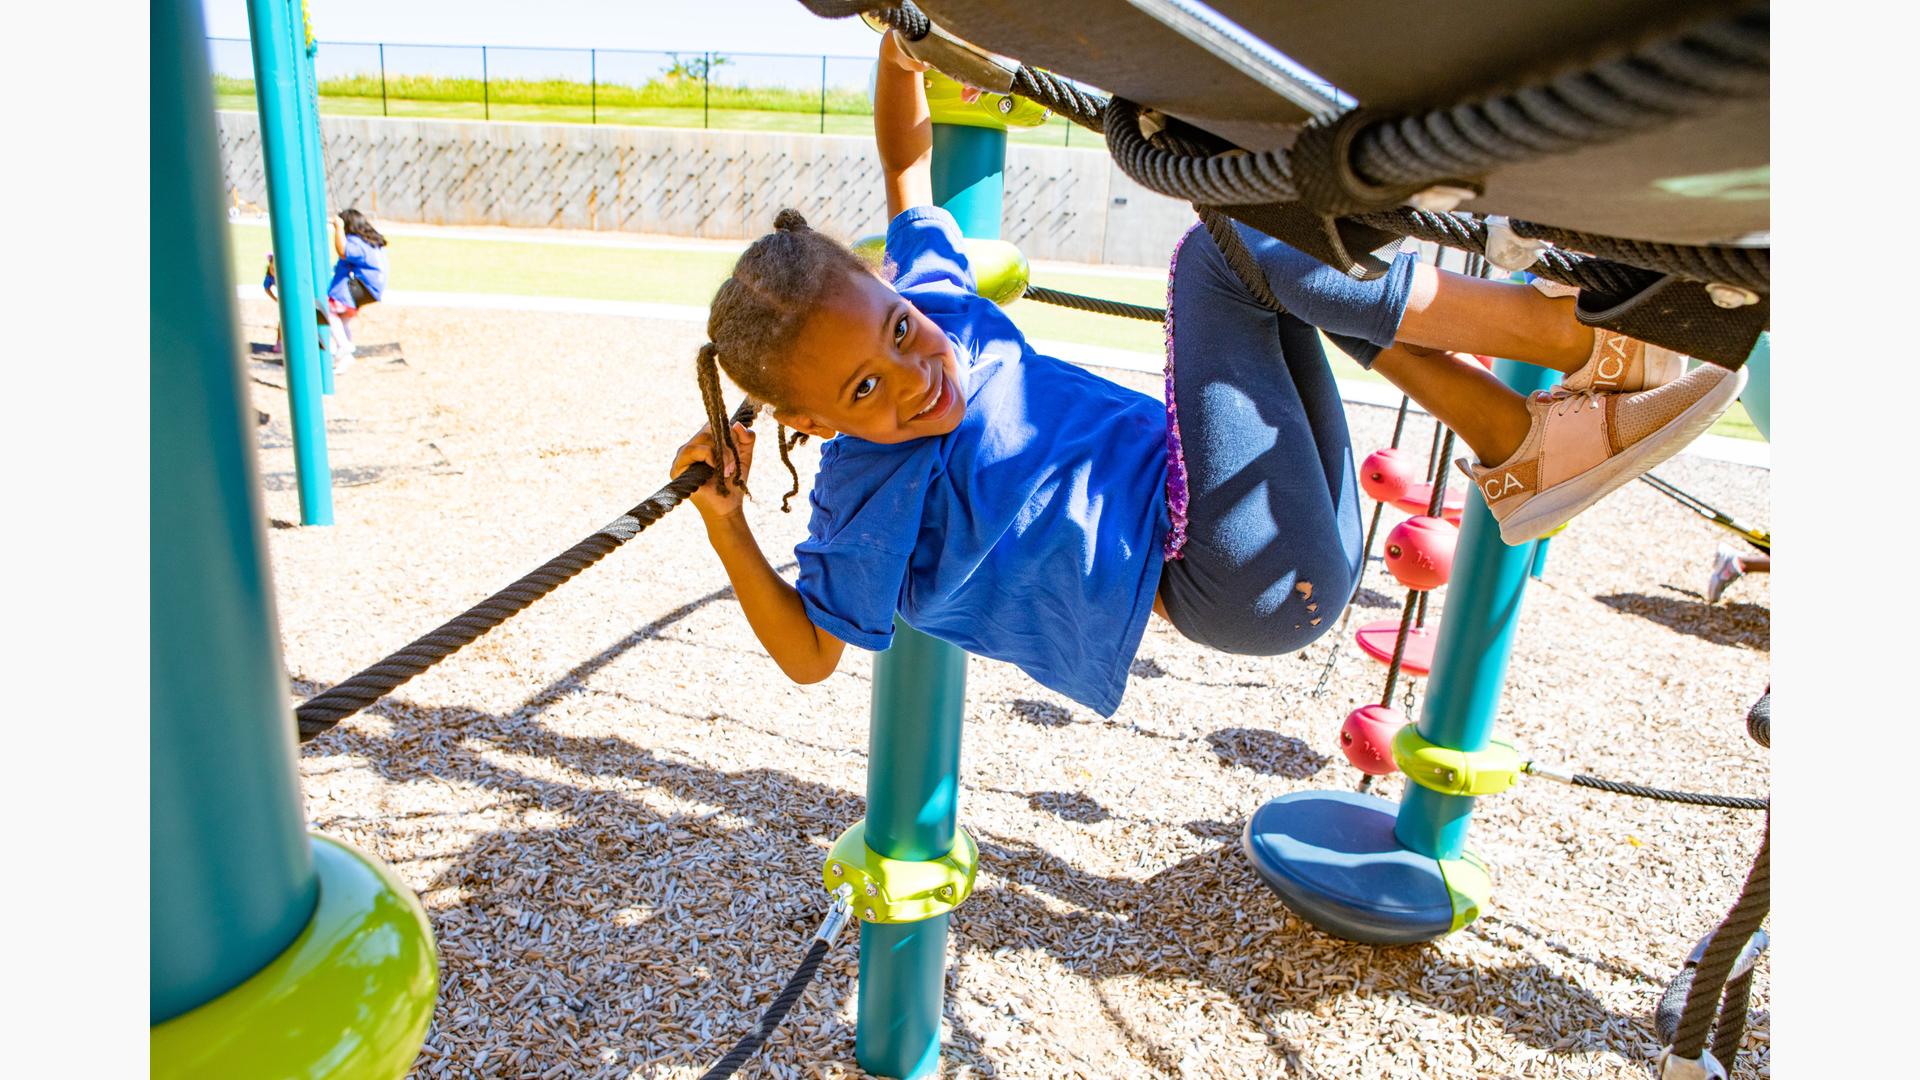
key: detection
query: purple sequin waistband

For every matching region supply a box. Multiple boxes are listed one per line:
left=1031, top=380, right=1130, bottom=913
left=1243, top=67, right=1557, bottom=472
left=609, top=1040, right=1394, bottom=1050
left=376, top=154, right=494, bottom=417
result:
left=1161, top=223, right=1203, bottom=561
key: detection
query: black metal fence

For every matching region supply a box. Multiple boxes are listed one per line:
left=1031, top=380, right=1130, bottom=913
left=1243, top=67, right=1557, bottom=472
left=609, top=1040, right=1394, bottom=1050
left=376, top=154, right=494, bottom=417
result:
left=205, top=37, right=1093, bottom=145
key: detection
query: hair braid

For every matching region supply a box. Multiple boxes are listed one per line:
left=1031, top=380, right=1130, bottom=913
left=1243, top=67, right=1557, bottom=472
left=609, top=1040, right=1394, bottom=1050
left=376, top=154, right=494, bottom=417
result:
left=776, top=427, right=809, bottom=512
left=695, top=342, right=743, bottom=496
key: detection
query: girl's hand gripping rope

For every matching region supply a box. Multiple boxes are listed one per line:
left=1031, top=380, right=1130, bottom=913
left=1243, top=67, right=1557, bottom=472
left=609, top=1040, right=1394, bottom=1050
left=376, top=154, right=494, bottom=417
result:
left=673, top=420, right=757, bottom=520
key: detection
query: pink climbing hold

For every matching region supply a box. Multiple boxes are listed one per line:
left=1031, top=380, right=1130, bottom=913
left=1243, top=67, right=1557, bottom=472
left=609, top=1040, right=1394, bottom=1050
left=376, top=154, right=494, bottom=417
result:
left=1384, top=515, right=1458, bottom=591
left=1360, top=448, right=1418, bottom=502
left=1340, top=704, right=1405, bottom=775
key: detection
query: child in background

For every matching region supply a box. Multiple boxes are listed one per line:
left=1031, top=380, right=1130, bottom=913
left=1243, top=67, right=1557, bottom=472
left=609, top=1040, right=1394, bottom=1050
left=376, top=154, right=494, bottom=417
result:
left=1707, top=546, right=1769, bottom=604
left=670, top=31, right=1746, bottom=716
left=325, top=208, right=388, bottom=359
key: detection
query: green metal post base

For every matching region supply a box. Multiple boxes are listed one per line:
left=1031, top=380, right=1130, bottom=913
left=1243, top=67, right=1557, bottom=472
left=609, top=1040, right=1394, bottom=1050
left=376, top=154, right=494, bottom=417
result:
left=151, top=833, right=439, bottom=1080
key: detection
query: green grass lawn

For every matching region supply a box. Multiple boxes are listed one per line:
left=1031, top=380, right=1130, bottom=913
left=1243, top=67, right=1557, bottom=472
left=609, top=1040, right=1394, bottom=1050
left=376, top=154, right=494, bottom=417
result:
left=229, top=221, right=1760, bottom=440
left=214, top=92, right=1092, bottom=145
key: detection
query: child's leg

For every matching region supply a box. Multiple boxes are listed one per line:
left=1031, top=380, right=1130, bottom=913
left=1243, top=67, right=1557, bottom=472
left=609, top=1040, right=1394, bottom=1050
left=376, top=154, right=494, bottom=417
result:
left=1157, top=225, right=1367, bottom=655
left=1187, top=220, right=1746, bottom=549
left=1371, top=343, right=1533, bottom=465
left=1396, top=266, right=1593, bottom=370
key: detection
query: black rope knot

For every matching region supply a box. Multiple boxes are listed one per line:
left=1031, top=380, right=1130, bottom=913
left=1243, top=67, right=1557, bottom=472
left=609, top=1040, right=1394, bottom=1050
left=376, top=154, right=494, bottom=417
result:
left=1288, top=109, right=1441, bottom=218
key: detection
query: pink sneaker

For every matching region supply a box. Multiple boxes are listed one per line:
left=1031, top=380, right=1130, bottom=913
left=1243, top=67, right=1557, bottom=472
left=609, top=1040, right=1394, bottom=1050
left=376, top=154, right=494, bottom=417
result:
left=1462, top=364, right=1749, bottom=544
left=1561, top=331, right=1686, bottom=393
left=1705, top=544, right=1745, bottom=604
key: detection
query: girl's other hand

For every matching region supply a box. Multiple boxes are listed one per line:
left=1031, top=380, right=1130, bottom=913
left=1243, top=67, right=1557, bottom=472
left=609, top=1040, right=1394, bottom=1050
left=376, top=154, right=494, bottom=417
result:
left=672, top=421, right=756, bottom=519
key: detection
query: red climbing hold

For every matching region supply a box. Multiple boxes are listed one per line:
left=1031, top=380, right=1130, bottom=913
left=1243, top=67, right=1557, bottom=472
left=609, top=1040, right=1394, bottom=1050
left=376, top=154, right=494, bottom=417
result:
left=1392, top=481, right=1466, bottom=523
left=1340, top=704, right=1405, bottom=775
left=1355, top=619, right=1437, bottom=675
left=1360, top=448, right=1418, bottom=503
left=1384, top=515, right=1458, bottom=591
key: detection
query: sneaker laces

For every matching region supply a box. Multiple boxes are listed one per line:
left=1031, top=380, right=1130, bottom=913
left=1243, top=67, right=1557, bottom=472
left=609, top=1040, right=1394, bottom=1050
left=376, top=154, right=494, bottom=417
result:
left=1534, top=386, right=1604, bottom=418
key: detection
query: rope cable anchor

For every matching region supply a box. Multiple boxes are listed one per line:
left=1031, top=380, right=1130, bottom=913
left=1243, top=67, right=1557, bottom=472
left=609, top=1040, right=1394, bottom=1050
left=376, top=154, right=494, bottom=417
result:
left=823, top=820, right=979, bottom=924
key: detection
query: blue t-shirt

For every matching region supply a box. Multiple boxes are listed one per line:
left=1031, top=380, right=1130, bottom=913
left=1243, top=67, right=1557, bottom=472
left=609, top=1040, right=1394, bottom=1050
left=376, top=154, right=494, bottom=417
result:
left=328, top=234, right=387, bottom=307
left=794, top=207, right=1171, bottom=716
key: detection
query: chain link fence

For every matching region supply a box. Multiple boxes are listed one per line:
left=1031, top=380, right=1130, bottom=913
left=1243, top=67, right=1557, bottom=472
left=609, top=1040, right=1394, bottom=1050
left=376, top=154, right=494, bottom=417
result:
left=206, top=37, right=1095, bottom=147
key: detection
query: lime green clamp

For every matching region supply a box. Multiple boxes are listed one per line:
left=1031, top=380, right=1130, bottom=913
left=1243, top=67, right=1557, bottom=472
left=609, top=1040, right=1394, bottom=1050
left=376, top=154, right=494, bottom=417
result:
left=152, top=834, right=439, bottom=1080
left=1439, top=852, right=1493, bottom=933
left=824, top=821, right=979, bottom=924
left=1391, top=726, right=1522, bottom=798
left=924, top=70, right=1053, bottom=131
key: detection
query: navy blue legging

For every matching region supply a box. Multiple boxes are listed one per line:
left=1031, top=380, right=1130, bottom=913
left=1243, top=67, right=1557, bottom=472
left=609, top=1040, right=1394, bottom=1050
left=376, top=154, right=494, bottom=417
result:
left=1156, top=221, right=1414, bottom=655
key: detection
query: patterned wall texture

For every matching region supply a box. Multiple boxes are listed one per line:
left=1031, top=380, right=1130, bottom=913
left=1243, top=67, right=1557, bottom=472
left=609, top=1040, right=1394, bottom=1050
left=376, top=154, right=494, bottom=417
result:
left=217, top=113, right=1196, bottom=266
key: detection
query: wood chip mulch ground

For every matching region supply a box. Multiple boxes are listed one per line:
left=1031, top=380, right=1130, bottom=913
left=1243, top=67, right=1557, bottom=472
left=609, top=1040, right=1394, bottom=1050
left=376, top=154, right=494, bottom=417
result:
left=247, top=299, right=1770, bottom=1079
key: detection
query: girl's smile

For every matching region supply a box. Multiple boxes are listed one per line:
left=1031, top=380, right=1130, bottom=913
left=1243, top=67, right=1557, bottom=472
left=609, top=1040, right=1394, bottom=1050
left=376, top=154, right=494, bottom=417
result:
left=775, top=270, right=967, bottom=444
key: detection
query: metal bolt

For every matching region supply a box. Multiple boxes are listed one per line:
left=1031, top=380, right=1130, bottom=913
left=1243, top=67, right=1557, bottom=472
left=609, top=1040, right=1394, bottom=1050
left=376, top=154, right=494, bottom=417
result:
left=939, top=885, right=954, bottom=899
left=1444, top=769, right=1458, bottom=784
left=1706, top=283, right=1760, bottom=309
left=863, top=907, right=876, bottom=921
left=998, top=96, right=1014, bottom=114
left=830, top=863, right=843, bottom=877
left=865, top=882, right=878, bottom=897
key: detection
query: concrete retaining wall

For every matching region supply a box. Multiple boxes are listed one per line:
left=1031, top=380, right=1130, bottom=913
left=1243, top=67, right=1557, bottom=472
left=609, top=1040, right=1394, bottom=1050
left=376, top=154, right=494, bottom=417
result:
left=216, top=112, right=1196, bottom=266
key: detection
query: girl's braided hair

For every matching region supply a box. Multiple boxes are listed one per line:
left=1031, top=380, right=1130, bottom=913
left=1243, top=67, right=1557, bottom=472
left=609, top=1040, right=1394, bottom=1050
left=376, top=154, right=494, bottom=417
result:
left=697, top=208, right=884, bottom=512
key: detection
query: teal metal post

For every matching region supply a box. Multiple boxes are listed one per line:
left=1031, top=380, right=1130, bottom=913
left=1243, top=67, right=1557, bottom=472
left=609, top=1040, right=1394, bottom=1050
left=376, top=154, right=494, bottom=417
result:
left=294, top=20, right=335, bottom=395
left=929, top=125, right=1006, bottom=240
left=856, top=623, right=968, bottom=1079
left=1529, top=537, right=1551, bottom=580
left=247, top=0, right=333, bottom=524
left=1393, top=358, right=1559, bottom=859
left=1739, top=332, right=1770, bottom=442
left=153, top=0, right=317, bottom=1022
left=854, top=118, right=1002, bottom=1080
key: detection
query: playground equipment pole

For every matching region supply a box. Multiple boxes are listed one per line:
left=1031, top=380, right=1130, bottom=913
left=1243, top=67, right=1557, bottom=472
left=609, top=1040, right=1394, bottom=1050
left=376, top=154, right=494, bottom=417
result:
left=1242, top=358, right=1559, bottom=944
left=853, top=96, right=1007, bottom=1080
left=154, top=0, right=317, bottom=1023
left=1394, top=358, right=1560, bottom=859
left=153, top=5, right=436, bottom=1073
left=293, top=4, right=335, bottom=395
left=247, top=0, right=333, bottom=525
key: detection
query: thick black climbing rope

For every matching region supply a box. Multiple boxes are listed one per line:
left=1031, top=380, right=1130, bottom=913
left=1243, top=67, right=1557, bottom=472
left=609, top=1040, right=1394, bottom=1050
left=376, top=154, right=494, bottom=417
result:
left=1746, top=692, right=1769, bottom=748
left=1350, top=208, right=1660, bottom=296
left=799, top=1, right=929, bottom=39
left=698, top=938, right=832, bottom=1080
left=1507, top=221, right=1769, bottom=294
left=1199, top=208, right=1286, bottom=312
left=1021, top=284, right=1164, bottom=322
left=293, top=400, right=758, bottom=742
left=1348, top=8, right=1768, bottom=192
left=1011, top=63, right=1108, bottom=132
left=1565, top=774, right=1767, bottom=812
left=1666, top=820, right=1770, bottom=1070
left=1105, top=9, right=1768, bottom=210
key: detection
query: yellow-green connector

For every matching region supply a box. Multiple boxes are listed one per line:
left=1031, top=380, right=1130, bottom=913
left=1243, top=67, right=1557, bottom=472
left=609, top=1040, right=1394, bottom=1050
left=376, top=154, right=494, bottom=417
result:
left=823, top=820, right=979, bottom=924
left=1391, top=726, right=1523, bottom=798
left=1438, top=851, right=1493, bottom=932
left=851, top=235, right=1030, bottom=308
left=925, top=70, right=1053, bottom=130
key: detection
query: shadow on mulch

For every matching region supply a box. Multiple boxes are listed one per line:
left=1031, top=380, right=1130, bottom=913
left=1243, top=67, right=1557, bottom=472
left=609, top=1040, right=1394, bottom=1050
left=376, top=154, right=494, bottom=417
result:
left=1026, top=790, right=1112, bottom=824
left=291, top=582, right=1661, bottom=1077
left=1595, top=591, right=1769, bottom=650
left=1205, top=727, right=1330, bottom=779
left=1009, top=697, right=1075, bottom=728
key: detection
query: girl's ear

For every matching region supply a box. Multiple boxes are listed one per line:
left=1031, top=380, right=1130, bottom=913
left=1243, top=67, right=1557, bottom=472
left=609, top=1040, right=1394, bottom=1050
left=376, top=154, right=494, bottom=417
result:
left=773, top=408, right=837, bottom=441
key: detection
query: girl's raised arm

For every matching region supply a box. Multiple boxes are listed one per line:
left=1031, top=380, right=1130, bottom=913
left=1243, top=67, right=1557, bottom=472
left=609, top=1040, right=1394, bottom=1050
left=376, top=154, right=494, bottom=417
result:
left=875, top=30, right=933, bottom=218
